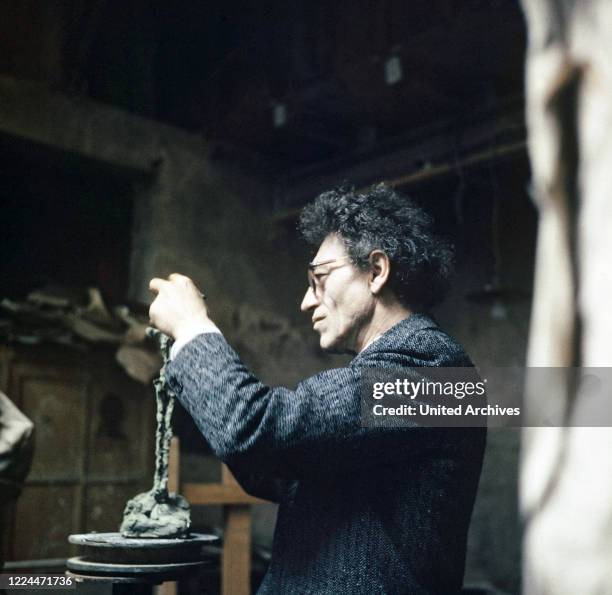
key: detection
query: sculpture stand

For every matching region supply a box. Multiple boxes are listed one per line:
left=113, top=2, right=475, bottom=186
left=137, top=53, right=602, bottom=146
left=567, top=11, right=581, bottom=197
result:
left=66, top=532, right=216, bottom=593
left=67, top=329, right=217, bottom=592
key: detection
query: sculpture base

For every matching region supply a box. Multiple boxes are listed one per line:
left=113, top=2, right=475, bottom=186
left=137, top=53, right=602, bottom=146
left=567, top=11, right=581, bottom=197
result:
left=68, top=532, right=218, bottom=565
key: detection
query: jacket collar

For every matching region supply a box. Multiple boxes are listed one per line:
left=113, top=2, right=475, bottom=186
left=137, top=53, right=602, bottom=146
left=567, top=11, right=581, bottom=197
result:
left=353, top=313, right=438, bottom=360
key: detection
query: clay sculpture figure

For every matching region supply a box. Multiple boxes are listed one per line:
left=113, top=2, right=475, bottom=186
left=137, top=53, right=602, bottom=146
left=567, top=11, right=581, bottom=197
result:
left=120, top=328, right=191, bottom=538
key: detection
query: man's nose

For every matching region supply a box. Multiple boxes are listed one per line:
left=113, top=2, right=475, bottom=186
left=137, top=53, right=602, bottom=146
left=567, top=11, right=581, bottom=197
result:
left=300, top=286, right=318, bottom=312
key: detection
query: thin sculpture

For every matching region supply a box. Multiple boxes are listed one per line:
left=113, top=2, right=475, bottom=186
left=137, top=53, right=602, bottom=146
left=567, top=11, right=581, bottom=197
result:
left=119, top=328, right=191, bottom=538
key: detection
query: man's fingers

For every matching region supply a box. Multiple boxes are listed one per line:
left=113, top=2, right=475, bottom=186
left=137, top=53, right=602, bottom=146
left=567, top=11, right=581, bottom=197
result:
left=150, top=275, right=190, bottom=295
left=168, top=273, right=192, bottom=286
left=147, top=273, right=210, bottom=338
left=149, top=277, right=169, bottom=294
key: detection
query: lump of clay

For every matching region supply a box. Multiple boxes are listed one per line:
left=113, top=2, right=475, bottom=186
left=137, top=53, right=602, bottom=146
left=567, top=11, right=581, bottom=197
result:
left=120, top=490, right=190, bottom=539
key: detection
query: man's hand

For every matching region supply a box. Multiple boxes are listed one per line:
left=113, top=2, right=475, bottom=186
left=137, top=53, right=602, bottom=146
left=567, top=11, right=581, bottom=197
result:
left=149, top=274, right=215, bottom=342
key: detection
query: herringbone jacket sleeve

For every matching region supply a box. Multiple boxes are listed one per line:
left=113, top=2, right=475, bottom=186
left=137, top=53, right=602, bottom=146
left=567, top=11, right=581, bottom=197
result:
left=165, top=328, right=461, bottom=479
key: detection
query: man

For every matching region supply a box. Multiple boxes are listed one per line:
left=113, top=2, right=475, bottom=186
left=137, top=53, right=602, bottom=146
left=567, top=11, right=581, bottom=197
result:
left=149, top=184, right=485, bottom=594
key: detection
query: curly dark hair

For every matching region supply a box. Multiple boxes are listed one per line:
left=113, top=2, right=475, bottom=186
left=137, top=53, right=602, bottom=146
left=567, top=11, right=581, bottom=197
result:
left=299, top=183, right=454, bottom=311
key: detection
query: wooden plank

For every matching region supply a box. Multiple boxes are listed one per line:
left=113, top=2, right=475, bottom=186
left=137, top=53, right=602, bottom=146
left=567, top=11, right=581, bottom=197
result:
left=158, top=437, right=180, bottom=595
left=222, top=465, right=252, bottom=595
left=222, top=505, right=251, bottom=595
left=167, top=436, right=180, bottom=493
left=182, top=483, right=264, bottom=506
left=222, top=464, right=237, bottom=486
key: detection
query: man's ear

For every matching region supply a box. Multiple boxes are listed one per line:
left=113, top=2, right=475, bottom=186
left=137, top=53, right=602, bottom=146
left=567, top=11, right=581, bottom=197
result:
left=368, top=250, right=391, bottom=295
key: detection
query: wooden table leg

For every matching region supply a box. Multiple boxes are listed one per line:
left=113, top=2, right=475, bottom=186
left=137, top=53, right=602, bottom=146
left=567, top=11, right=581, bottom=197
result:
left=222, top=505, right=251, bottom=595
left=179, top=463, right=260, bottom=595
left=221, top=466, right=251, bottom=595
left=157, top=436, right=180, bottom=595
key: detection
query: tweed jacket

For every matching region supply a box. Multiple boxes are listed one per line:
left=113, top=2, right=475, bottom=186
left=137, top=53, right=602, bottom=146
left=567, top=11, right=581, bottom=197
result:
left=166, top=313, right=486, bottom=594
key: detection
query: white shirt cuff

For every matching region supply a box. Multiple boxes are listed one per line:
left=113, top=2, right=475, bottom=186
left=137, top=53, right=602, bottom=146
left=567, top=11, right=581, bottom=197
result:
left=170, top=322, right=222, bottom=360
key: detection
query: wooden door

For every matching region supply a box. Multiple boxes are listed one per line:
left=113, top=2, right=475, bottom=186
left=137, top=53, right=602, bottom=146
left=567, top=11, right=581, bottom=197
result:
left=1, top=346, right=154, bottom=561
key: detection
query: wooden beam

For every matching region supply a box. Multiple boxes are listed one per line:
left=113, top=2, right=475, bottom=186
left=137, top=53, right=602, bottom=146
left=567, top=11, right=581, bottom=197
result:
left=273, top=140, right=526, bottom=221
left=221, top=465, right=251, bottom=595
left=158, top=436, right=181, bottom=595
left=272, top=103, right=525, bottom=217
left=0, top=76, right=207, bottom=175
left=167, top=436, right=180, bottom=493
left=222, top=505, right=252, bottom=595
left=182, top=483, right=265, bottom=506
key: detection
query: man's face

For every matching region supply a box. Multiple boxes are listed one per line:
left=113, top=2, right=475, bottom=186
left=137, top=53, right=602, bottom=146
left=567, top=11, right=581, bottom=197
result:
left=300, top=234, right=374, bottom=353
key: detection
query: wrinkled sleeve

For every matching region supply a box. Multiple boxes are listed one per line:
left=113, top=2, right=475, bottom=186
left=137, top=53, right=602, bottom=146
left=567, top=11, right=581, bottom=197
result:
left=165, top=333, right=421, bottom=479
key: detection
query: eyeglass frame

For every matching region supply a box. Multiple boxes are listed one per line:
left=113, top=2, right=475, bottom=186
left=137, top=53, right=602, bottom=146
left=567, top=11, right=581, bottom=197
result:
left=307, top=256, right=351, bottom=298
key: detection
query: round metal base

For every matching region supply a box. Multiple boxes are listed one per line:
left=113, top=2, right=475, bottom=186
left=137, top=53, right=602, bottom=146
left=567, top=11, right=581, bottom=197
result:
left=69, top=532, right=218, bottom=565
left=67, top=557, right=205, bottom=582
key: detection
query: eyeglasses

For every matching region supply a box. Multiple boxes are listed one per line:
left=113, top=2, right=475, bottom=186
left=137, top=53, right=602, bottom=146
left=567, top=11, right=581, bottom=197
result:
left=307, top=256, right=350, bottom=298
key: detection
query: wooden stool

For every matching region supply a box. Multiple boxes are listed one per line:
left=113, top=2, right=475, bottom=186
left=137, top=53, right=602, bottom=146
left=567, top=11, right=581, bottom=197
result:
left=159, top=437, right=264, bottom=595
